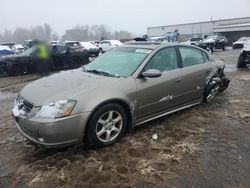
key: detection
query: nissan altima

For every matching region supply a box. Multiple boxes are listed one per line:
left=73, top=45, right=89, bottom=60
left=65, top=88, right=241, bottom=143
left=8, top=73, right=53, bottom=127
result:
left=12, top=44, right=229, bottom=148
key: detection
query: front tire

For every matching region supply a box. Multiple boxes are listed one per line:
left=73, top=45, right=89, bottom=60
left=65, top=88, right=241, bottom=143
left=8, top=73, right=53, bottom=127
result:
left=85, top=103, right=127, bottom=148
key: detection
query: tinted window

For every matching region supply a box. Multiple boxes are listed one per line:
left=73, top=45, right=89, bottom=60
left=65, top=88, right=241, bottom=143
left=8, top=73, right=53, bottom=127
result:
left=144, top=47, right=178, bottom=72
left=179, top=47, right=204, bottom=67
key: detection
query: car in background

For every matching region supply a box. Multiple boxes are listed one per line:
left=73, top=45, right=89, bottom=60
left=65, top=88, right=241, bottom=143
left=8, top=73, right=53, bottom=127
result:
left=1, top=42, right=16, bottom=49
left=12, top=44, right=25, bottom=54
left=0, top=45, right=14, bottom=57
left=237, top=41, right=250, bottom=67
left=12, top=44, right=229, bottom=148
left=233, top=37, right=250, bottom=49
left=198, top=35, right=228, bottom=52
left=98, top=40, right=123, bottom=53
left=80, top=41, right=100, bottom=56
left=183, top=37, right=203, bottom=46
left=0, top=44, right=89, bottom=76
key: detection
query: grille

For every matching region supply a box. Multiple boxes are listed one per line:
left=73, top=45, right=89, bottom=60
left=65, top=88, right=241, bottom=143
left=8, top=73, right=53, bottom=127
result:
left=16, top=94, right=34, bottom=113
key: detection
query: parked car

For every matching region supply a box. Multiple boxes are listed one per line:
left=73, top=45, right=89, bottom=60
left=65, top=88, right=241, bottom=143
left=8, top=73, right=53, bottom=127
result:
left=0, top=45, right=14, bottom=57
left=80, top=41, right=100, bottom=56
left=233, top=37, right=250, bottom=49
left=237, top=41, right=250, bottom=67
left=198, top=36, right=228, bottom=52
left=12, top=44, right=229, bottom=148
left=98, top=40, right=123, bottom=53
left=12, top=44, right=25, bottom=54
left=0, top=44, right=89, bottom=76
left=183, top=38, right=203, bottom=46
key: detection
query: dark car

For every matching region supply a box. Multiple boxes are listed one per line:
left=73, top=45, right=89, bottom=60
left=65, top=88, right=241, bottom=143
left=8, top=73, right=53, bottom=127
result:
left=198, top=36, right=228, bottom=52
left=0, top=45, right=89, bottom=76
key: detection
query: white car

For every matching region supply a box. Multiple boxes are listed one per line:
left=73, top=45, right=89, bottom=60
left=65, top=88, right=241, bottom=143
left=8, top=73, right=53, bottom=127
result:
left=80, top=41, right=100, bottom=56
left=12, top=44, right=25, bottom=54
left=182, top=38, right=203, bottom=46
left=98, top=40, right=123, bottom=53
left=233, top=37, right=250, bottom=49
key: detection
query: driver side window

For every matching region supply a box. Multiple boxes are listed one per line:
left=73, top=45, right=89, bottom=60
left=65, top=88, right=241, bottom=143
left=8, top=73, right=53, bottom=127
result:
left=144, top=47, right=178, bottom=72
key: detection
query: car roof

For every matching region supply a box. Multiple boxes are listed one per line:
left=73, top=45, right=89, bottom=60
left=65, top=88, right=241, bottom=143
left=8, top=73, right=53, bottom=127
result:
left=122, top=42, right=184, bottom=49
left=121, top=43, right=209, bottom=55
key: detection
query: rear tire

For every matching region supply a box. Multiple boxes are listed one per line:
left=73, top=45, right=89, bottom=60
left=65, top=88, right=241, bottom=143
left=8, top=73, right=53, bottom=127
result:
left=237, top=54, right=247, bottom=68
left=204, top=78, right=222, bottom=102
left=85, top=103, right=127, bottom=148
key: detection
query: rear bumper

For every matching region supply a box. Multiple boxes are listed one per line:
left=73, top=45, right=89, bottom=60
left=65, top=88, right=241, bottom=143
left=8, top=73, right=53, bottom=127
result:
left=13, top=112, right=90, bottom=148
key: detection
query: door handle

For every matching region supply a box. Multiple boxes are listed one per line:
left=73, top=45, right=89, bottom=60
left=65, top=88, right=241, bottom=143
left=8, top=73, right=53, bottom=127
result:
left=176, top=77, right=183, bottom=83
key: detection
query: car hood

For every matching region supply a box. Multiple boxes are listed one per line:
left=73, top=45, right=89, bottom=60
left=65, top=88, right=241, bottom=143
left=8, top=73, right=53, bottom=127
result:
left=20, top=69, right=124, bottom=106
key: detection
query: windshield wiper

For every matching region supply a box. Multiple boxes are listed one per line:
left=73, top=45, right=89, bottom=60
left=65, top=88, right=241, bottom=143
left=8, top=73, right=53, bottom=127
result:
left=84, top=68, right=117, bottom=77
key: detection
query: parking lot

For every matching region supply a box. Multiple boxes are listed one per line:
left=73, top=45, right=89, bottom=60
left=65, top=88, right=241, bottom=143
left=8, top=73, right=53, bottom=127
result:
left=0, top=49, right=250, bottom=187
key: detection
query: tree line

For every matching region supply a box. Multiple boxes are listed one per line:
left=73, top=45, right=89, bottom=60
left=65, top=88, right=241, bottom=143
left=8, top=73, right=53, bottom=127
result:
left=0, top=23, right=133, bottom=43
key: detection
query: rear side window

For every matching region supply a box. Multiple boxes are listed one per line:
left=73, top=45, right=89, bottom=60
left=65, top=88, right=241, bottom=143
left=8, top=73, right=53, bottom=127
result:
left=179, top=47, right=204, bottom=67
left=202, top=51, right=209, bottom=62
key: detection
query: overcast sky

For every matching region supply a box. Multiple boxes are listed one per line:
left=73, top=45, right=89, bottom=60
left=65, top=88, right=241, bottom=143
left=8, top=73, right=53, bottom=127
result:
left=1, top=0, right=249, bottom=36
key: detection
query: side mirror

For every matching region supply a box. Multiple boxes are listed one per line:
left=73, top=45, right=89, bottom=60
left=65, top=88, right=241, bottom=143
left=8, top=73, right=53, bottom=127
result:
left=141, top=69, right=162, bottom=78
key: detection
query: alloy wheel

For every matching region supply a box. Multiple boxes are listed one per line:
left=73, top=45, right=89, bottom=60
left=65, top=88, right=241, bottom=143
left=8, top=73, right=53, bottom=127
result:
left=96, top=110, right=123, bottom=143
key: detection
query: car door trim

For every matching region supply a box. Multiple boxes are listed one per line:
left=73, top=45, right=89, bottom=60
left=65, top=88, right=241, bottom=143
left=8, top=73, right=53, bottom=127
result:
left=136, top=101, right=200, bottom=126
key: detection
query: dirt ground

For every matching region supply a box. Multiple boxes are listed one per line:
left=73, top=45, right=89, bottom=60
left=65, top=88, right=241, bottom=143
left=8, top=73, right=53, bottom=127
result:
left=0, top=49, right=250, bottom=188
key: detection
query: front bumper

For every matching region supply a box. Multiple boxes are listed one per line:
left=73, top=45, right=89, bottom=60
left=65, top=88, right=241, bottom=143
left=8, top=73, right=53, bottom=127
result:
left=13, top=112, right=90, bottom=148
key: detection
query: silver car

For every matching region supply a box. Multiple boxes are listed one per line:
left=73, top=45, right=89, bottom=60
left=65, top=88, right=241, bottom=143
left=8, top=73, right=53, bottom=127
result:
left=12, top=44, right=229, bottom=148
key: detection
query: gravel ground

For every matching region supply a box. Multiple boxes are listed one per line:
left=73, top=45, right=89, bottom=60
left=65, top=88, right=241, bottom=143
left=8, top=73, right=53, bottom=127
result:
left=0, top=49, right=250, bottom=188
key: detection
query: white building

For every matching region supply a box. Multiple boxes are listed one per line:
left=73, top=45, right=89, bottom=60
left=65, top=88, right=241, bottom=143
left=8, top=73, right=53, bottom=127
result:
left=147, top=17, right=250, bottom=44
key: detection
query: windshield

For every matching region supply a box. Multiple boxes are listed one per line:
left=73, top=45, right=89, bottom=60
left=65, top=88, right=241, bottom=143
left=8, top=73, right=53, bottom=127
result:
left=84, top=47, right=151, bottom=77
left=20, top=47, right=34, bottom=56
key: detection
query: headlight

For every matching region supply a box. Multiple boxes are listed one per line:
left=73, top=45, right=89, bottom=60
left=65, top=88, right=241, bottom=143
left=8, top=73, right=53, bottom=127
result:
left=35, top=99, right=77, bottom=119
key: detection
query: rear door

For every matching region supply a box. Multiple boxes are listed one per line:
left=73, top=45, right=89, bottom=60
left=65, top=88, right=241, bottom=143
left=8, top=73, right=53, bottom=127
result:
left=177, top=46, right=212, bottom=104
left=135, top=47, right=184, bottom=119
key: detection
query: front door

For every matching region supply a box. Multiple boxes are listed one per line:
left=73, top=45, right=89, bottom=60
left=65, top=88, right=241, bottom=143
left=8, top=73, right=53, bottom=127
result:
left=135, top=47, right=183, bottom=120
